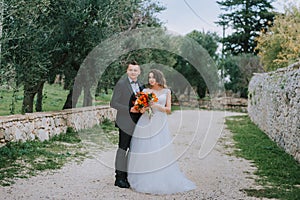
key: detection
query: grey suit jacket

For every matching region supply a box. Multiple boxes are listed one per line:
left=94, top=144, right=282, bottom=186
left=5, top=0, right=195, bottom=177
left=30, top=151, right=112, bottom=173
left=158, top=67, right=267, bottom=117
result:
left=110, top=77, right=144, bottom=134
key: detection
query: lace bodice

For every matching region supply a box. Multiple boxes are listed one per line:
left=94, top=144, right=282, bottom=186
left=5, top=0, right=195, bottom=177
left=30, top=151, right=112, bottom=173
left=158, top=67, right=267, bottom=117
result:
left=143, top=88, right=170, bottom=107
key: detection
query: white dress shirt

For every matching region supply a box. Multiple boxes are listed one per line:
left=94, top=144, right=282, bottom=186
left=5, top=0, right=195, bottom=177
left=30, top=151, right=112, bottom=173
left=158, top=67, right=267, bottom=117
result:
left=128, top=77, right=140, bottom=94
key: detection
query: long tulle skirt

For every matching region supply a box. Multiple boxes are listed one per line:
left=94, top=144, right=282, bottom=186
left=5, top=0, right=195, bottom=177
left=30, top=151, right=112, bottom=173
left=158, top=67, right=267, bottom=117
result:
left=128, top=111, right=196, bottom=194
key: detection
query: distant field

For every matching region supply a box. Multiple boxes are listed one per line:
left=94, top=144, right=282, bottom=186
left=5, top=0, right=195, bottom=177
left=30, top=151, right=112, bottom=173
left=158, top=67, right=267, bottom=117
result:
left=0, top=83, right=112, bottom=116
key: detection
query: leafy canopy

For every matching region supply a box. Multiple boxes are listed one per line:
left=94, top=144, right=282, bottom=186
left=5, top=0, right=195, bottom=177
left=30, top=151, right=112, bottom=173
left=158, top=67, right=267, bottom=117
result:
left=217, top=0, right=275, bottom=55
left=255, top=2, right=300, bottom=71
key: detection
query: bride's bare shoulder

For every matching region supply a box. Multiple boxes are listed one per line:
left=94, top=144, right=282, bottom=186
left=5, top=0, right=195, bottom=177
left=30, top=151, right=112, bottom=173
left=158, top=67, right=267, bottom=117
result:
left=164, top=88, right=171, bottom=94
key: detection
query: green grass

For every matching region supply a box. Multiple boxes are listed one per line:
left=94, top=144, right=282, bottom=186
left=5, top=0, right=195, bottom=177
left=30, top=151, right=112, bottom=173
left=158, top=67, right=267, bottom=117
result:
left=94, top=91, right=113, bottom=106
left=0, top=83, right=112, bottom=116
left=78, top=118, right=118, bottom=149
left=171, top=105, right=200, bottom=111
left=0, top=127, right=85, bottom=186
left=0, top=87, right=22, bottom=116
left=100, top=118, right=119, bottom=144
left=0, top=119, right=118, bottom=187
left=41, top=83, right=69, bottom=112
left=226, top=115, right=300, bottom=200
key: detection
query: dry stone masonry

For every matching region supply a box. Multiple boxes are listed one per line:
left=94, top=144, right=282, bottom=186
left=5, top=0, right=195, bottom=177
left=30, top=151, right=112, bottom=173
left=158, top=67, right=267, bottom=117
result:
left=248, top=62, right=300, bottom=163
left=0, top=106, right=116, bottom=146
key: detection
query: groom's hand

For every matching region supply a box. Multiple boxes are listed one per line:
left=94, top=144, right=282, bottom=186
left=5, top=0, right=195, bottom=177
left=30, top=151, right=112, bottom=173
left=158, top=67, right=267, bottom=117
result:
left=130, top=107, right=139, bottom=113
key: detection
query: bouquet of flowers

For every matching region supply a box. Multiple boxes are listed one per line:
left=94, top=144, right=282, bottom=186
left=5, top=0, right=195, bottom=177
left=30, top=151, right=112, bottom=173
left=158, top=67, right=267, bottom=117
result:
left=134, top=91, right=158, bottom=118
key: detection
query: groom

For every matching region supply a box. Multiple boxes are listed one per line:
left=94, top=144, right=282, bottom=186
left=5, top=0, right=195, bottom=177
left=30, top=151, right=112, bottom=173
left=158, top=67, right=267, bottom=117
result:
left=110, top=61, right=144, bottom=188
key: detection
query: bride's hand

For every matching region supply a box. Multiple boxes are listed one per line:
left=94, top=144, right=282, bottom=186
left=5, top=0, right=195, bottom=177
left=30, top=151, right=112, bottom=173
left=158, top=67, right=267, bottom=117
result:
left=140, top=107, right=148, bottom=114
left=150, top=103, right=158, bottom=109
left=151, top=104, right=166, bottom=112
left=130, top=106, right=139, bottom=113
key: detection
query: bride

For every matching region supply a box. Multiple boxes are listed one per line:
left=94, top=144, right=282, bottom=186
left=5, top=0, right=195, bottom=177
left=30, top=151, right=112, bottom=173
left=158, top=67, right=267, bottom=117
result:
left=128, top=69, right=196, bottom=194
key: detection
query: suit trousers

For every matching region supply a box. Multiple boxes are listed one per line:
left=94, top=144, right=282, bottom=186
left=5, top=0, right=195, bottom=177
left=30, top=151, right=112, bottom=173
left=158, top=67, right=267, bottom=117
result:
left=115, top=128, right=132, bottom=180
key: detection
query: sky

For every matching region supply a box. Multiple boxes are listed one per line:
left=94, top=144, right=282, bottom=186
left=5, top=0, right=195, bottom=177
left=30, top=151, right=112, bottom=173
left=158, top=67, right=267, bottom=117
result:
left=157, top=0, right=286, bottom=36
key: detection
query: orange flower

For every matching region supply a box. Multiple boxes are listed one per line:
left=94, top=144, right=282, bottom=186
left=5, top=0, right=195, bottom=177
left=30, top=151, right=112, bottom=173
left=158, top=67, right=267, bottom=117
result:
left=134, top=92, right=158, bottom=111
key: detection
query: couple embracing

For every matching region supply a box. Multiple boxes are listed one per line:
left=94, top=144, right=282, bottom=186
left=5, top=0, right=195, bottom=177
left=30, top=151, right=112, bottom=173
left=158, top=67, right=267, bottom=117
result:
left=110, top=61, right=196, bottom=195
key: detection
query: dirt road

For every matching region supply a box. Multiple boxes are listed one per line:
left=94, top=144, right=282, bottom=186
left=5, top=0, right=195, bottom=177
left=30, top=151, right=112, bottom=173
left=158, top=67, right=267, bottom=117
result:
left=1, top=110, right=268, bottom=200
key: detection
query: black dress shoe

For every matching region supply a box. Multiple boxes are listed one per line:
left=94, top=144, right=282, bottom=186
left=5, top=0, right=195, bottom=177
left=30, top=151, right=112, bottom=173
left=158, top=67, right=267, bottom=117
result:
left=125, top=178, right=130, bottom=187
left=114, top=179, right=130, bottom=188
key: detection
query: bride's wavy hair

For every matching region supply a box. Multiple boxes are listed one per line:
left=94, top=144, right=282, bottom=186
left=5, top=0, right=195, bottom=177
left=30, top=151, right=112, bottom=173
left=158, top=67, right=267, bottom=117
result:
left=148, top=69, right=167, bottom=88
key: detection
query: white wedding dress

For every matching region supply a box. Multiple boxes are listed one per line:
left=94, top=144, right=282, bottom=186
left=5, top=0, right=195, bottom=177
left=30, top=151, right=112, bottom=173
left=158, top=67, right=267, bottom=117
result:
left=128, top=88, right=196, bottom=194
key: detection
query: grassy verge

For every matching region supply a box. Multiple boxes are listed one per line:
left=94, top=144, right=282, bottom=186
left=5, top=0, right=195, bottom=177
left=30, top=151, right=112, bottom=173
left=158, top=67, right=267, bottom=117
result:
left=0, top=127, right=86, bottom=186
left=171, top=105, right=203, bottom=111
left=225, top=115, right=300, bottom=200
left=0, top=119, right=118, bottom=187
left=78, top=118, right=119, bottom=149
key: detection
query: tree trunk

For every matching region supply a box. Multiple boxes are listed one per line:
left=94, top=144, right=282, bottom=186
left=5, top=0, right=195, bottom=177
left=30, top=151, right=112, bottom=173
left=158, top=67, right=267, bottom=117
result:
left=83, top=86, right=92, bottom=107
left=63, top=89, right=73, bottom=109
left=35, top=81, right=45, bottom=112
left=63, top=84, right=82, bottom=109
left=187, top=86, right=191, bottom=102
left=197, top=84, right=206, bottom=99
left=22, top=84, right=36, bottom=113
left=0, top=0, right=4, bottom=67
left=0, top=0, right=3, bottom=68
left=95, top=81, right=101, bottom=97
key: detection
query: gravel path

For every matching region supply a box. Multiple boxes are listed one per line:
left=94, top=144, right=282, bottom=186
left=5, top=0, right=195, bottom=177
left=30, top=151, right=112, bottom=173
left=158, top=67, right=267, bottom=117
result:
left=0, top=110, right=273, bottom=200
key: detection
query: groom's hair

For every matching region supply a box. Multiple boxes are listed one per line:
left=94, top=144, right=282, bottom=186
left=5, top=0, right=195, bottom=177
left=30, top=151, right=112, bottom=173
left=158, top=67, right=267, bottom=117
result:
left=126, top=60, right=138, bottom=67
left=125, top=60, right=141, bottom=73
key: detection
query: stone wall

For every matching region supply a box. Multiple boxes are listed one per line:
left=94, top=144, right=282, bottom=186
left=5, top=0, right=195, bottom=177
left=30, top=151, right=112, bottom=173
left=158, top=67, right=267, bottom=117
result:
left=210, top=97, right=248, bottom=112
left=248, top=62, right=300, bottom=162
left=0, top=106, right=116, bottom=145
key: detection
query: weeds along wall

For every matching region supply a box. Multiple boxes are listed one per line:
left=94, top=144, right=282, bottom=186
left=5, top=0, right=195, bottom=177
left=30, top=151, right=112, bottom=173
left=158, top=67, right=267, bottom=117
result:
left=248, top=62, right=300, bottom=163
left=0, top=106, right=116, bottom=146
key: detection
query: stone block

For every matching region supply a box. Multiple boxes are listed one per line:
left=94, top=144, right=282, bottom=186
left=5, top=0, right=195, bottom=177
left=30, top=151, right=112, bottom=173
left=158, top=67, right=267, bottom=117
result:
left=37, top=129, right=49, bottom=142
left=0, top=128, right=4, bottom=139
